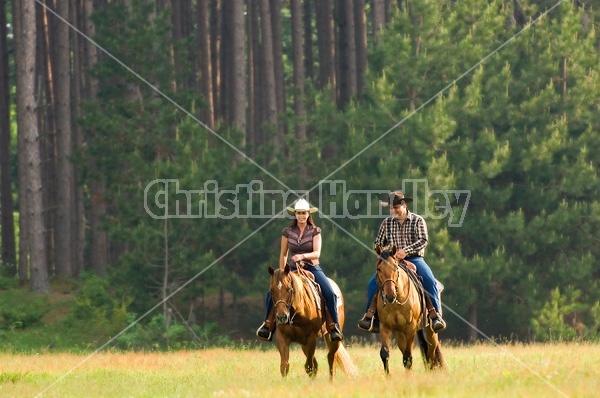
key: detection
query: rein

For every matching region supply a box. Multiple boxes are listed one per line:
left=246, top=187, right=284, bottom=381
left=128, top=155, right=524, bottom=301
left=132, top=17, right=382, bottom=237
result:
left=273, top=290, right=294, bottom=310
left=272, top=262, right=323, bottom=326
left=379, top=263, right=410, bottom=306
left=294, top=261, right=313, bottom=280
left=272, top=270, right=301, bottom=325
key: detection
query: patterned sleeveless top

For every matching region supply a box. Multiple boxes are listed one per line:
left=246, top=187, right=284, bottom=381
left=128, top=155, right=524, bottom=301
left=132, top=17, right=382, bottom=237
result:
left=282, top=224, right=321, bottom=265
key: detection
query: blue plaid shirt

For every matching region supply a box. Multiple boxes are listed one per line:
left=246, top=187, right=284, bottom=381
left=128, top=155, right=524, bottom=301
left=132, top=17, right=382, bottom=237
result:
left=374, top=212, right=428, bottom=257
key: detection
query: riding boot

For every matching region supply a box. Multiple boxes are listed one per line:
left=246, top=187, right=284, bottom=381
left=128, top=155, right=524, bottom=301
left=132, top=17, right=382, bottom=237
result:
left=425, top=294, right=446, bottom=333
left=357, top=294, right=379, bottom=333
left=324, top=305, right=343, bottom=342
left=256, top=307, right=276, bottom=341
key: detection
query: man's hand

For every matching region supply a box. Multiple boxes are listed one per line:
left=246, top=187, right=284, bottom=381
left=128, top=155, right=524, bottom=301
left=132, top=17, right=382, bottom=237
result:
left=395, top=248, right=407, bottom=260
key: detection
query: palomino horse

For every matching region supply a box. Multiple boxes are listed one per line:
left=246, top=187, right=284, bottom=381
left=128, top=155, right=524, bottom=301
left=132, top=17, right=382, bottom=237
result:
left=267, top=264, right=358, bottom=379
left=374, top=245, right=445, bottom=373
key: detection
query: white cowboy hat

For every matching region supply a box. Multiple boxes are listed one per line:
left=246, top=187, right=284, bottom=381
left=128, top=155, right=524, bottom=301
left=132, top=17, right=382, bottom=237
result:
left=286, top=198, right=318, bottom=213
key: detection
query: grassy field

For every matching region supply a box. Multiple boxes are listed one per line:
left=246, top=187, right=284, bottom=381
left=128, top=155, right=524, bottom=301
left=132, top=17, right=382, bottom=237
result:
left=0, top=342, right=598, bottom=397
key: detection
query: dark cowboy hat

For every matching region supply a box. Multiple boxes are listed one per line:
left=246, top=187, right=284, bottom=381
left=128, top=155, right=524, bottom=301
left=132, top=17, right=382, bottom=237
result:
left=380, top=190, right=413, bottom=207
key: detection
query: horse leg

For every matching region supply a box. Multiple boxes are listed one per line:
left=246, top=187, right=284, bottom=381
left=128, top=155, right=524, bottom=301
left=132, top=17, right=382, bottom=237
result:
left=302, top=336, right=318, bottom=378
left=277, top=339, right=291, bottom=377
left=379, top=328, right=393, bottom=375
left=397, top=332, right=415, bottom=370
left=418, top=326, right=445, bottom=370
left=425, top=328, right=445, bottom=370
left=326, top=338, right=340, bottom=380
left=426, top=328, right=436, bottom=369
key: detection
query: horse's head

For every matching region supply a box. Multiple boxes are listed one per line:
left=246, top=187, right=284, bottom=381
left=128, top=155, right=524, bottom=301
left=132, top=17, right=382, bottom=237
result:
left=268, top=264, right=294, bottom=325
left=375, top=245, right=401, bottom=304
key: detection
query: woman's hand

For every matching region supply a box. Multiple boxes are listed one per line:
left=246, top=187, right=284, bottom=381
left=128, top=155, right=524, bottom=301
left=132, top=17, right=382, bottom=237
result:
left=291, top=253, right=305, bottom=263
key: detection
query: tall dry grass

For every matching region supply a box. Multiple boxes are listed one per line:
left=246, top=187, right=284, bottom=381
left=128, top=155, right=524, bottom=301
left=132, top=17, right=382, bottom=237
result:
left=0, top=342, right=598, bottom=397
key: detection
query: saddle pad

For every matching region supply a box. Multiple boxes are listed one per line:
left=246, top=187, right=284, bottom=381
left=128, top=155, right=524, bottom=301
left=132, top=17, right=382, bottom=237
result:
left=327, top=278, right=343, bottom=308
left=299, top=274, right=322, bottom=311
left=297, top=275, right=343, bottom=310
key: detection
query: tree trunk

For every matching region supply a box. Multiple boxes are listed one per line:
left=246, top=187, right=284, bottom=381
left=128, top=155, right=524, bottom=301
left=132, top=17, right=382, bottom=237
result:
left=162, top=219, right=170, bottom=335
left=253, top=0, right=266, bottom=153
left=303, top=0, right=314, bottom=83
left=468, top=301, right=478, bottom=342
left=85, top=0, right=109, bottom=277
left=13, top=0, right=49, bottom=293
left=270, top=0, right=285, bottom=137
left=337, top=0, right=357, bottom=107
left=0, top=0, right=16, bottom=270
left=54, top=0, right=75, bottom=277
left=219, top=286, right=224, bottom=314
left=180, top=0, right=194, bottom=90
left=354, top=0, right=367, bottom=97
left=562, top=56, right=567, bottom=120
left=372, top=0, right=385, bottom=40
left=290, top=0, right=307, bottom=148
left=13, top=0, right=27, bottom=284
left=170, top=0, right=189, bottom=92
left=231, top=0, right=246, bottom=148
left=71, top=0, right=85, bottom=276
left=197, top=0, right=214, bottom=129
left=385, top=0, right=394, bottom=23
left=316, top=0, right=335, bottom=91
left=246, top=0, right=257, bottom=155
left=258, top=0, right=279, bottom=152
left=171, top=0, right=183, bottom=57
left=210, top=0, right=221, bottom=124
left=39, top=2, right=56, bottom=277
left=220, top=0, right=231, bottom=123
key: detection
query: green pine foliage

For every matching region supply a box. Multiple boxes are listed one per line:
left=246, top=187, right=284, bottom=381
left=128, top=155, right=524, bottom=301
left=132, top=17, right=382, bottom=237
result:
left=83, top=2, right=225, bottom=317
left=64, top=0, right=599, bottom=344
left=298, top=0, right=598, bottom=341
left=0, top=291, right=47, bottom=330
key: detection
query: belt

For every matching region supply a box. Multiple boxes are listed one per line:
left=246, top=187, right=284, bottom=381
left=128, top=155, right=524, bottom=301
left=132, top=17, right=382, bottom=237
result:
left=296, top=260, right=319, bottom=267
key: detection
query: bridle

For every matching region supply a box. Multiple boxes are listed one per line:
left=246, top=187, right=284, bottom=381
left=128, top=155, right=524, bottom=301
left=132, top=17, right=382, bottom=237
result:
left=273, top=287, right=293, bottom=309
left=377, top=256, right=410, bottom=306
left=271, top=274, right=298, bottom=324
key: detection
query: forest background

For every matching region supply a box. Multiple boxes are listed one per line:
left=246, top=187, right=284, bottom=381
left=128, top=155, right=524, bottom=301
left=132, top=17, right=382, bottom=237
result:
left=0, top=0, right=598, bottom=350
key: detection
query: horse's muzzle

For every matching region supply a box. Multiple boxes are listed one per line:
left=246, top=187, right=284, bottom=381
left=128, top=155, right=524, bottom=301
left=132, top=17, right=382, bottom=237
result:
left=276, top=312, right=290, bottom=325
left=383, top=293, right=397, bottom=305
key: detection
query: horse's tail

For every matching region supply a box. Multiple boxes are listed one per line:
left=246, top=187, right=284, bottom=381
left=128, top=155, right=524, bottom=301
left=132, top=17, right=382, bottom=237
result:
left=417, top=329, right=446, bottom=370
left=434, top=343, right=446, bottom=369
left=417, top=329, right=429, bottom=369
left=431, top=338, right=446, bottom=369
left=334, top=342, right=360, bottom=378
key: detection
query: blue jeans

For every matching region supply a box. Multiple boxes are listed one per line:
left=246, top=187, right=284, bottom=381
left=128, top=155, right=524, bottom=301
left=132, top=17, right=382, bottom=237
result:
left=265, top=264, right=340, bottom=326
left=365, top=256, right=442, bottom=317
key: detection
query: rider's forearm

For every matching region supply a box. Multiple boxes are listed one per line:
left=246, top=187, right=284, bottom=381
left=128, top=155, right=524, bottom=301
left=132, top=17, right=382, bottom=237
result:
left=300, top=251, right=318, bottom=260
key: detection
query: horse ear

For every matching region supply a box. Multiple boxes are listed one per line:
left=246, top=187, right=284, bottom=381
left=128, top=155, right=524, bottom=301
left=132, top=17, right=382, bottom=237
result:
left=283, top=263, right=290, bottom=274
left=268, top=265, right=275, bottom=275
left=390, top=245, right=397, bottom=256
left=375, top=245, right=383, bottom=255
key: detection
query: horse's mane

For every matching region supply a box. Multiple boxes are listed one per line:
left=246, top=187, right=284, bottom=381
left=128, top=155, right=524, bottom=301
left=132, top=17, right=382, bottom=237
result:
left=377, top=247, right=414, bottom=289
left=270, top=268, right=314, bottom=313
left=377, top=248, right=398, bottom=266
left=288, top=270, right=314, bottom=311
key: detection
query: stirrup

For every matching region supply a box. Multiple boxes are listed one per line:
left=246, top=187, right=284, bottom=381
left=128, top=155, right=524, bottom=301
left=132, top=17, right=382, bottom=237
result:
left=329, top=324, right=343, bottom=342
left=357, top=314, right=375, bottom=332
left=431, top=317, right=446, bottom=333
left=256, top=322, right=273, bottom=341
left=428, top=309, right=446, bottom=333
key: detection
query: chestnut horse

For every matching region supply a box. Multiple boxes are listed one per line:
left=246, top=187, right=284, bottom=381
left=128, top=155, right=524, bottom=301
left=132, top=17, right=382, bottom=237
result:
left=374, top=245, right=445, bottom=373
left=267, top=264, right=358, bottom=379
